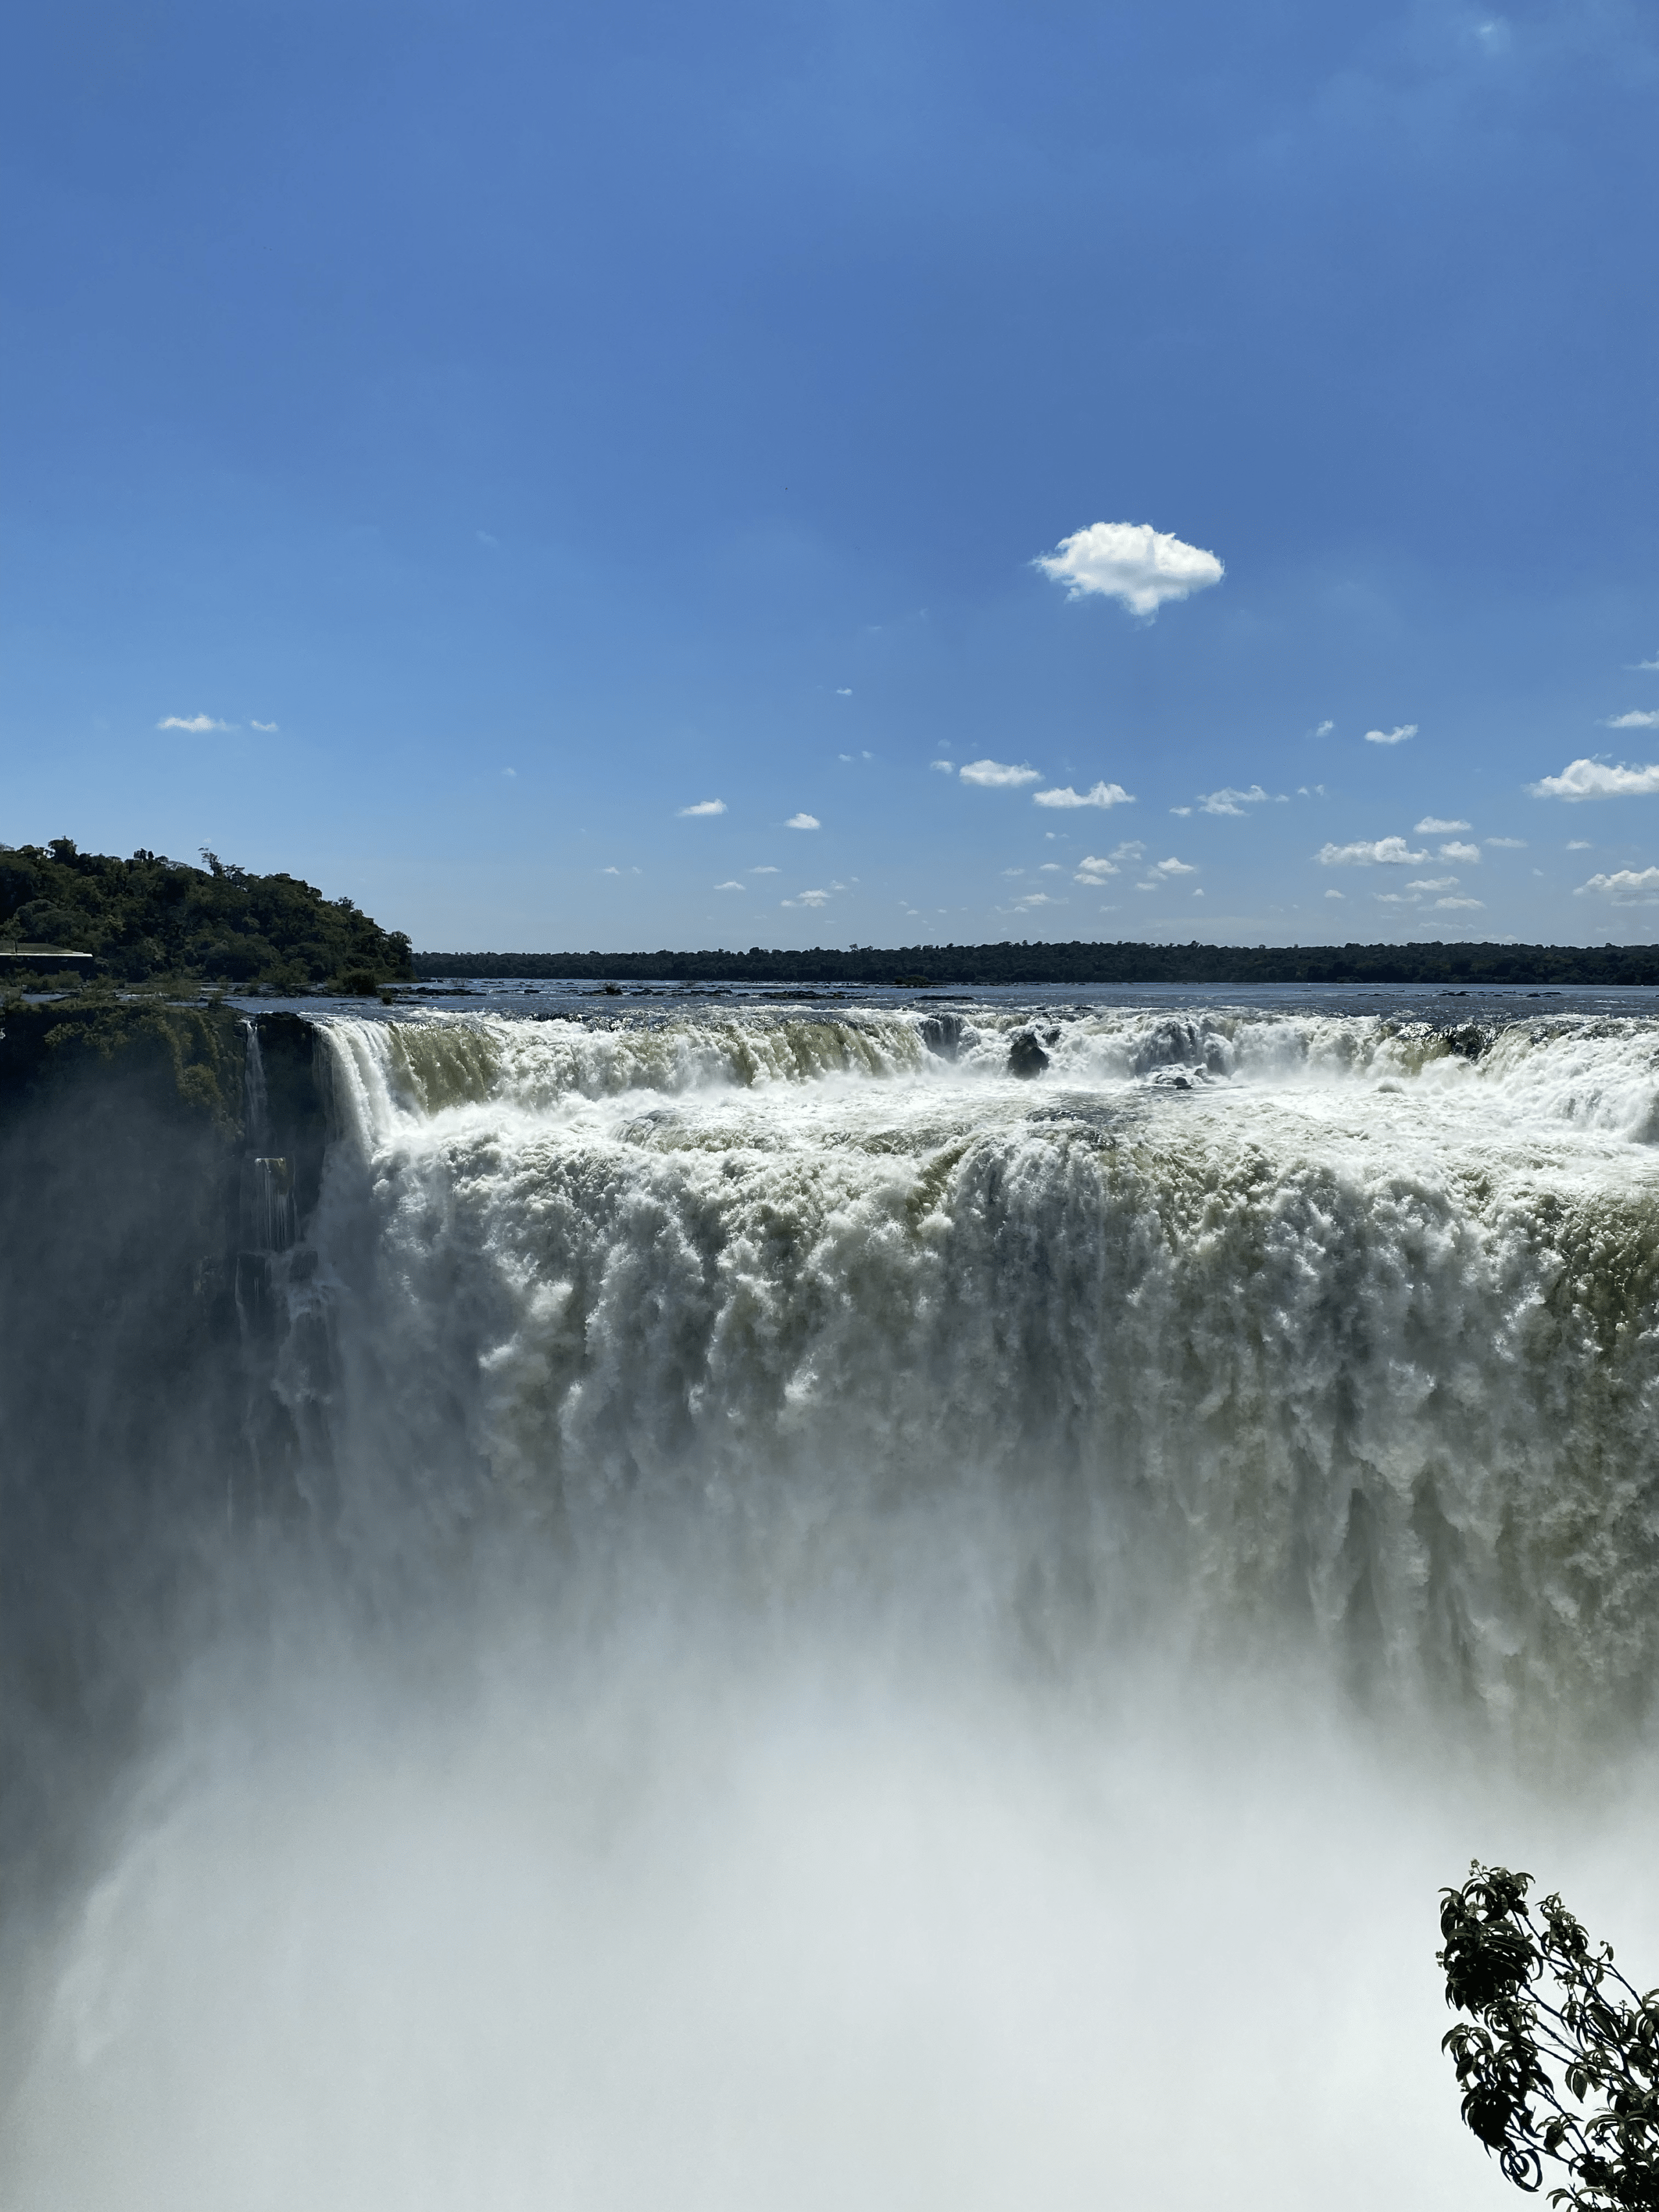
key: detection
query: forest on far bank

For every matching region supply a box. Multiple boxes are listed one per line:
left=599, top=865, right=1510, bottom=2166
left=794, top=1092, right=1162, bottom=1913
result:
left=1, top=841, right=412, bottom=992
left=415, top=938, right=1659, bottom=986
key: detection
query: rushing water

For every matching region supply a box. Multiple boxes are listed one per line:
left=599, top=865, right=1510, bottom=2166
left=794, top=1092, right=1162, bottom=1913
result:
left=7, top=995, right=1659, bottom=2211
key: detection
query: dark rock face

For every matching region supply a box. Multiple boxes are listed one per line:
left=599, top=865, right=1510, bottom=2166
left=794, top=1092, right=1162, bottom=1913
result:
left=1007, top=1030, right=1049, bottom=1078
left=0, top=1008, right=327, bottom=1916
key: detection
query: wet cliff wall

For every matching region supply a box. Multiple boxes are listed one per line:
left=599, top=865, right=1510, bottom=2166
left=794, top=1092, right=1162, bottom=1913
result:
left=0, top=1005, right=326, bottom=1905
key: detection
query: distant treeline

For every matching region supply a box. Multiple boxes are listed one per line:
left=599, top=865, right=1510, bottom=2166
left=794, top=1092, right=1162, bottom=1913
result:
left=415, top=939, right=1659, bottom=986
left=1, top=841, right=412, bottom=990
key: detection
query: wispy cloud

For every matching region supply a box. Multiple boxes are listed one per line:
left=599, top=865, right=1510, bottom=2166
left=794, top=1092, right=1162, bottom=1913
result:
left=1605, top=710, right=1659, bottom=728
left=782, top=887, right=831, bottom=908
left=960, top=759, right=1041, bottom=787
left=1415, top=815, right=1469, bottom=833
left=476, top=530, right=499, bottom=548
left=250, top=719, right=279, bottom=732
left=1435, top=896, right=1485, bottom=910
left=1325, top=888, right=1345, bottom=899
left=1316, top=837, right=1429, bottom=865
left=1632, top=657, right=1659, bottom=673
left=929, top=759, right=955, bottom=773
left=1363, top=724, right=1417, bottom=746
left=785, top=811, right=820, bottom=830
left=1035, top=520, right=1224, bottom=618
left=157, top=714, right=234, bottom=732
left=1197, top=784, right=1270, bottom=816
left=749, top=865, right=779, bottom=874
left=1010, top=890, right=1063, bottom=909
left=1439, top=841, right=1481, bottom=863
left=1566, top=840, right=1591, bottom=850
left=1577, top=867, right=1659, bottom=903
left=1485, top=837, right=1527, bottom=848
left=835, top=688, right=852, bottom=696
left=1313, top=719, right=1334, bottom=738
left=1529, top=758, right=1659, bottom=800
left=1032, top=780, right=1134, bottom=809
left=678, top=798, right=726, bottom=816
left=714, top=880, right=745, bottom=891
left=1406, top=877, right=1459, bottom=891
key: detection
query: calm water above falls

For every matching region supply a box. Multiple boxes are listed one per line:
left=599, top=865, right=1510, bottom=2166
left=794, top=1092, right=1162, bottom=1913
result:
left=9, top=999, right=1659, bottom=2212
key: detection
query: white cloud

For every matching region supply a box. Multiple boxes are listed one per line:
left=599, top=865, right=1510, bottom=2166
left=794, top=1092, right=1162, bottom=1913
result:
left=502, top=767, right=516, bottom=779
left=678, top=798, right=726, bottom=817
left=601, top=867, right=621, bottom=876
left=1324, top=888, right=1345, bottom=899
left=157, top=714, right=234, bottom=733
left=1363, top=724, right=1417, bottom=746
left=714, top=880, right=745, bottom=891
left=1605, top=711, right=1659, bottom=728
left=1439, top=841, right=1481, bottom=863
left=1001, top=868, right=1025, bottom=878
left=1012, top=891, right=1063, bottom=909
left=1485, top=837, right=1527, bottom=848
left=1415, top=815, right=1469, bottom=833
left=929, top=759, right=955, bottom=773
left=785, top=811, right=820, bottom=830
left=1198, top=785, right=1270, bottom=816
left=1406, top=877, right=1457, bottom=891
left=782, top=888, right=831, bottom=908
left=1039, top=863, right=1062, bottom=872
left=750, top=865, right=779, bottom=874
left=1314, top=720, right=1335, bottom=738
left=250, top=719, right=279, bottom=732
left=1434, top=897, right=1485, bottom=910
left=1073, top=855, right=1119, bottom=885
left=1528, top=758, right=1659, bottom=800
left=1576, top=867, right=1659, bottom=904
left=1035, top=521, right=1224, bottom=618
left=1632, top=657, right=1659, bottom=673
left=1032, top=780, right=1135, bottom=809
left=1566, top=841, right=1590, bottom=850
left=1149, top=855, right=1196, bottom=878
left=960, top=760, right=1041, bottom=787
left=1169, top=805, right=1192, bottom=817
left=1316, top=837, right=1429, bottom=865
left=836, top=688, right=852, bottom=696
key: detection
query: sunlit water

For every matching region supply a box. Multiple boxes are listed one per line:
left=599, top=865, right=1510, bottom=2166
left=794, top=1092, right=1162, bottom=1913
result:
left=7, top=997, right=1659, bottom=2210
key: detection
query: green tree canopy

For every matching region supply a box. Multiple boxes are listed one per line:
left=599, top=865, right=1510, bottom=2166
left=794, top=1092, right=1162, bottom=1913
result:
left=0, top=840, right=411, bottom=990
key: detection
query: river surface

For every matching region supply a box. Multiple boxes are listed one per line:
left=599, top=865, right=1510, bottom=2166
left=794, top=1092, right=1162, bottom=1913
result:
left=7, top=990, right=1659, bottom=2211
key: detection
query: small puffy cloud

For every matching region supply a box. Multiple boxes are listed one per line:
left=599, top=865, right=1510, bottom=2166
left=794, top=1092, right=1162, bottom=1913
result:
left=1035, top=521, right=1224, bottom=618
left=835, top=688, right=852, bottom=696
left=1529, top=758, right=1659, bottom=800
left=1439, top=841, right=1481, bottom=863
left=1407, top=877, right=1458, bottom=891
left=1314, top=720, right=1335, bottom=738
left=714, top=880, right=745, bottom=891
left=1435, top=896, right=1485, bottom=910
left=1073, top=855, right=1119, bottom=885
left=750, top=865, right=779, bottom=874
left=1169, top=805, right=1192, bottom=817
left=679, top=798, right=726, bottom=817
left=1363, top=724, right=1417, bottom=746
left=1149, top=855, right=1196, bottom=878
left=157, top=714, right=234, bottom=732
left=1415, top=815, right=1469, bottom=833
left=929, top=759, right=955, bottom=773
left=1632, top=657, right=1659, bottom=672
left=601, top=867, right=621, bottom=876
left=1032, top=780, right=1135, bottom=809
left=782, top=887, right=831, bottom=908
left=1566, top=840, right=1591, bottom=850
left=1001, top=868, right=1026, bottom=878
left=1316, top=837, right=1428, bottom=865
left=785, top=811, right=820, bottom=830
left=250, top=719, right=279, bottom=733
left=1485, top=837, right=1527, bottom=848
left=1198, top=785, right=1269, bottom=816
left=1012, top=891, right=1063, bottom=908
left=1324, top=888, right=1345, bottom=899
left=1576, top=867, right=1659, bottom=904
left=1039, top=863, right=1062, bottom=872
left=1605, top=711, right=1659, bottom=728
left=961, top=759, right=1041, bottom=787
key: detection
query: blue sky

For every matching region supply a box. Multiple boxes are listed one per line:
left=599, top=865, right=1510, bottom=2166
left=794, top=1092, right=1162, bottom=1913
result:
left=3, top=0, right=1656, bottom=950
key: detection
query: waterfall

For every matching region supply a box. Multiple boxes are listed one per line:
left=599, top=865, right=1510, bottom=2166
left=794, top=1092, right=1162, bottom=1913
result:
left=6, top=999, right=1659, bottom=2212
